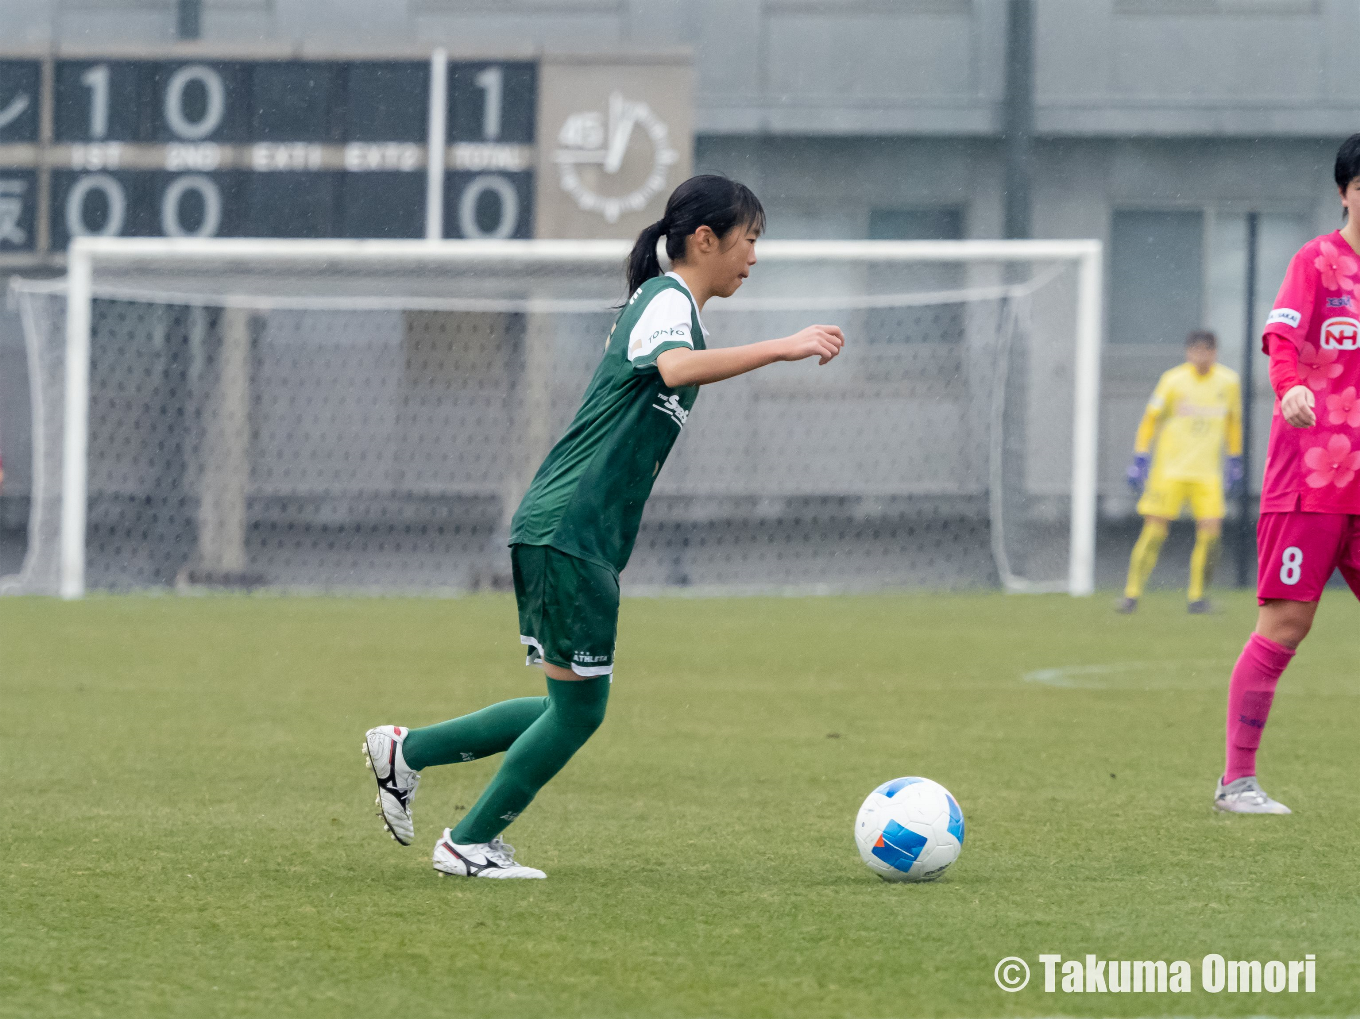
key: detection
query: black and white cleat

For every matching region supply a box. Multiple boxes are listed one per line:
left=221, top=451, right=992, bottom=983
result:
left=362, top=725, right=421, bottom=845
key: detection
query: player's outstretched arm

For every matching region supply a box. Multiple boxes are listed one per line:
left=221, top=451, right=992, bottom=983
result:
left=655, top=325, right=844, bottom=388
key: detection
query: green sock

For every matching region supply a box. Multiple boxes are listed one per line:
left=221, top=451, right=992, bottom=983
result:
left=450, top=676, right=610, bottom=844
left=401, top=697, right=548, bottom=771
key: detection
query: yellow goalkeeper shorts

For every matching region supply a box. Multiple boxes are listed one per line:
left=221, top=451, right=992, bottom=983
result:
left=1137, top=477, right=1224, bottom=521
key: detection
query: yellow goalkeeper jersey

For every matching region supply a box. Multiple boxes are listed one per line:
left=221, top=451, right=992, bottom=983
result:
left=1136, top=362, right=1242, bottom=482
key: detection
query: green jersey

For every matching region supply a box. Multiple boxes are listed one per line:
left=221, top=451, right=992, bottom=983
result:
left=509, top=272, right=708, bottom=575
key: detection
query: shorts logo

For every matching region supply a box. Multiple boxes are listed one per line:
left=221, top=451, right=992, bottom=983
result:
left=1266, top=308, right=1301, bottom=328
left=652, top=392, right=689, bottom=428
left=1328, top=296, right=1353, bottom=308
left=1320, top=317, right=1360, bottom=350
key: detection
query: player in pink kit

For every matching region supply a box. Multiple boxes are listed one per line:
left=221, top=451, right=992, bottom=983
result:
left=1215, top=134, right=1360, bottom=813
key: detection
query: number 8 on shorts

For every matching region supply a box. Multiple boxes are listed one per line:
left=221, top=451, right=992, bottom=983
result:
left=1251, top=508, right=1360, bottom=604
left=1279, top=546, right=1303, bottom=586
left=1256, top=511, right=1360, bottom=603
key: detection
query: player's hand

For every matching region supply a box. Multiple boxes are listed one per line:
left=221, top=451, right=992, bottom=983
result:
left=776, top=325, right=844, bottom=365
left=1126, top=453, right=1150, bottom=494
left=1224, top=455, right=1244, bottom=494
left=1281, top=385, right=1315, bottom=427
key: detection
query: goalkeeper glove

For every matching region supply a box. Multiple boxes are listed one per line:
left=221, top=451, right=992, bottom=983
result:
left=1126, top=453, right=1150, bottom=494
left=1225, top=455, right=1244, bottom=494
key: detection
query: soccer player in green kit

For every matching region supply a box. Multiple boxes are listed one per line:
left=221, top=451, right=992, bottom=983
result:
left=364, top=175, right=845, bottom=878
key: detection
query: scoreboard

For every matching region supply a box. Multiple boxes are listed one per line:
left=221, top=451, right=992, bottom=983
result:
left=0, top=52, right=690, bottom=257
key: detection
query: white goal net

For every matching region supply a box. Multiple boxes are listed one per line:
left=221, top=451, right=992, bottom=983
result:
left=5, top=237, right=1101, bottom=598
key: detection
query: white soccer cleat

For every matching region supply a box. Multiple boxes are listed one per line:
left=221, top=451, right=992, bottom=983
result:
left=1214, top=775, right=1291, bottom=815
left=363, top=725, right=421, bottom=845
left=432, top=830, right=547, bottom=879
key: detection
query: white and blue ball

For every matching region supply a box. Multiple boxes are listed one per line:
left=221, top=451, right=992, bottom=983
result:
left=855, top=777, right=964, bottom=882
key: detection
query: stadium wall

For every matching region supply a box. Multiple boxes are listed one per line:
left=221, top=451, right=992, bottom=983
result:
left=2, top=0, right=1356, bottom=589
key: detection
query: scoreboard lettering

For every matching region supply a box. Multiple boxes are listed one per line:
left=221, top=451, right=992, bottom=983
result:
left=0, top=52, right=692, bottom=255
left=0, top=54, right=538, bottom=255
left=0, top=60, right=41, bottom=252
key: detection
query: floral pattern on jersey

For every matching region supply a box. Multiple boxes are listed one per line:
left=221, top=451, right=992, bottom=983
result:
left=1314, top=239, right=1360, bottom=293
left=1303, top=433, right=1360, bottom=489
left=1298, top=342, right=1344, bottom=391
left=1326, top=386, right=1360, bottom=427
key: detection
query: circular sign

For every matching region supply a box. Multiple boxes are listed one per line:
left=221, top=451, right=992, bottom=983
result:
left=553, top=91, right=679, bottom=224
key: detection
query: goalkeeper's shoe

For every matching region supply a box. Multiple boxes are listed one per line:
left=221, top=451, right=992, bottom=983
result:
left=432, top=831, right=546, bottom=879
left=363, top=725, right=421, bottom=845
left=1214, top=775, right=1291, bottom=815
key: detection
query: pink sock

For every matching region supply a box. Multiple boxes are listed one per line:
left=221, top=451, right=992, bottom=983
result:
left=1224, top=633, right=1295, bottom=783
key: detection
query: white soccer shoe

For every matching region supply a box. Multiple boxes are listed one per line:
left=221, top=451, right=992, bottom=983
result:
left=1214, top=775, right=1291, bottom=814
left=363, top=725, right=421, bottom=845
left=432, top=830, right=547, bottom=879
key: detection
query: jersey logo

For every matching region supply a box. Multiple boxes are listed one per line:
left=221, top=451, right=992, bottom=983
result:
left=1266, top=308, right=1301, bottom=328
left=1320, top=316, right=1360, bottom=351
left=629, top=325, right=689, bottom=359
left=1174, top=399, right=1226, bottom=419
left=1327, top=296, right=1353, bottom=308
left=652, top=393, right=689, bottom=428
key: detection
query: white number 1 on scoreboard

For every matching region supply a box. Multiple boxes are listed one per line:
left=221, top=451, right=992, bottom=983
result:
left=473, top=65, right=503, bottom=141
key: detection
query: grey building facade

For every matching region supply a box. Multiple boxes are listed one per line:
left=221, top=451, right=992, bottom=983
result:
left=2, top=0, right=1357, bottom=582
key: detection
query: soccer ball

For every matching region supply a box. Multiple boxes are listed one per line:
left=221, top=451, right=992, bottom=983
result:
left=855, top=777, right=964, bottom=882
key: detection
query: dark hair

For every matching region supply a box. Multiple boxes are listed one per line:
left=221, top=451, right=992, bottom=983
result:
left=625, top=175, right=766, bottom=295
left=1337, top=133, right=1360, bottom=191
left=1186, top=329, right=1217, bottom=349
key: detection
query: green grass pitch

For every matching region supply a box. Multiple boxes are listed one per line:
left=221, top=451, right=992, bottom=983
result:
left=2, top=589, right=1358, bottom=1018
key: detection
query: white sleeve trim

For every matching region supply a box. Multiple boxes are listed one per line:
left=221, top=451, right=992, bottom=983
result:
left=627, top=289, right=694, bottom=362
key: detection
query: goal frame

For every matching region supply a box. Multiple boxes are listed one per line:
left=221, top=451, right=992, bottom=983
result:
left=55, top=235, right=1103, bottom=599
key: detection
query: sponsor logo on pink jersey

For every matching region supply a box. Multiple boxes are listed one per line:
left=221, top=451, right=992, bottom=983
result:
left=1320, top=316, right=1360, bottom=351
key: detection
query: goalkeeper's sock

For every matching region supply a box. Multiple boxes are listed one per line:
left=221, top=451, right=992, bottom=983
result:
left=1123, top=518, right=1168, bottom=599
left=1188, top=529, right=1220, bottom=602
left=401, top=696, right=549, bottom=771
left=1224, top=634, right=1294, bottom=783
left=449, top=676, right=609, bottom=844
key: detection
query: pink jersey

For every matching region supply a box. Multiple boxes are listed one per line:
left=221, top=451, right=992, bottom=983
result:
left=1259, top=230, right=1360, bottom=514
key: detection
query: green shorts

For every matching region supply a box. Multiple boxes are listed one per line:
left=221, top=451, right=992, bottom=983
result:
left=511, top=543, right=619, bottom=677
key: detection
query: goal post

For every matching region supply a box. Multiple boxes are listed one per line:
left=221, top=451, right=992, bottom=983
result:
left=15, top=234, right=1102, bottom=599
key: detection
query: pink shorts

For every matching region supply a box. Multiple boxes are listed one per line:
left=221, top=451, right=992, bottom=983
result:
left=1256, top=511, right=1360, bottom=604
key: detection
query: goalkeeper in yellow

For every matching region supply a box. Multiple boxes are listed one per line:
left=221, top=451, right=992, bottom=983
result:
left=1119, top=330, right=1243, bottom=614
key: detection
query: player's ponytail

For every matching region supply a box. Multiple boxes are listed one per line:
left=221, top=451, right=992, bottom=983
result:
left=626, top=218, right=669, bottom=296
left=625, top=175, right=766, bottom=295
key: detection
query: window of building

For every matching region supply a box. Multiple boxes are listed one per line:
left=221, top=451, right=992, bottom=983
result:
left=1110, top=210, right=1204, bottom=345
left=1205, top=212, right=1313, bottom=365
left=865, top=207, right=966, bottom=349
left=868, top=206, right=964, bottom=240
